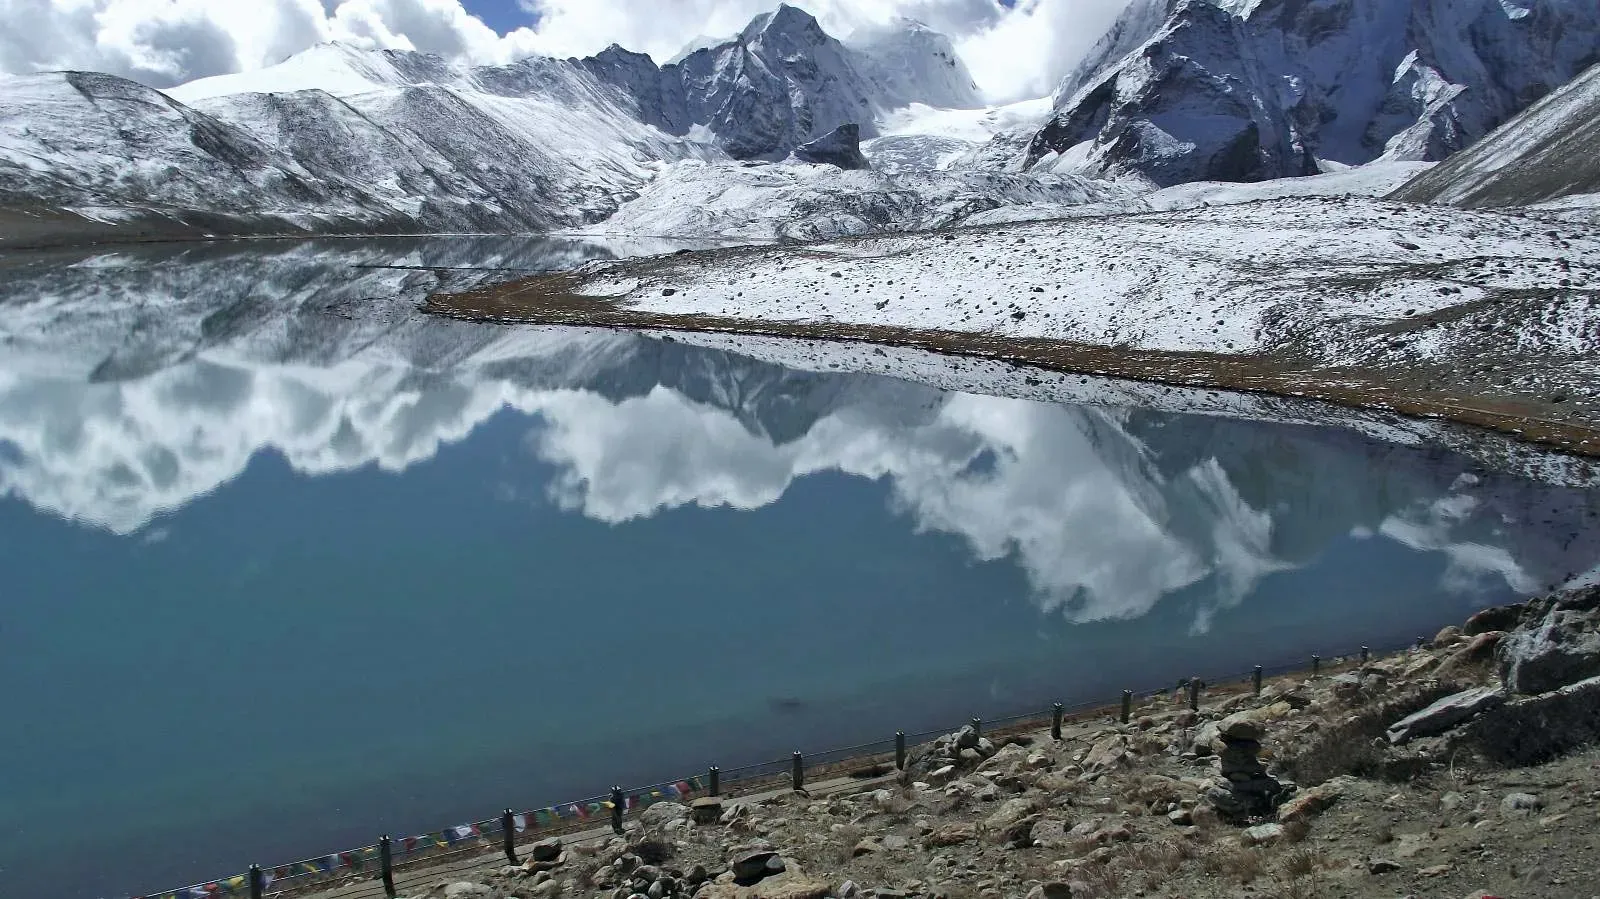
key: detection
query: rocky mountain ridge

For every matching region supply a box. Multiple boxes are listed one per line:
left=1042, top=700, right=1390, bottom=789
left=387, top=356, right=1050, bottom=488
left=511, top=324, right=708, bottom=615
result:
left=1027, top=0, right=1600, bottom=186
left=0, top=5, right=976, bottom=240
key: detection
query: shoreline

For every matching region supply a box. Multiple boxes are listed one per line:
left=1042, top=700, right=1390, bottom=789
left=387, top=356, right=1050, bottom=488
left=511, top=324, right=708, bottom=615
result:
left=422, top=198, right=1600, bottom=460
left=423, top=280, right=1600, bottom=459
left=279, top=586, right=1600, bottom=899
left=273, top=643, right=1407, bottom=899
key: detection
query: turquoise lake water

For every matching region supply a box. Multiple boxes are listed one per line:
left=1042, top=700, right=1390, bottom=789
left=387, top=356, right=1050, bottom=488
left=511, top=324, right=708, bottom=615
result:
left=1, top=238, right=1597, bottom=898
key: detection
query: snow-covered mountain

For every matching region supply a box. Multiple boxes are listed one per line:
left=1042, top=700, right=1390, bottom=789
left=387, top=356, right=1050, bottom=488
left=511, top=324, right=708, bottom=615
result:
left=0, top=5, right=978, bottom=241
left=1026, top=0, right=1600, bottom=186
left=1391, top=61, right=1600, bottom=209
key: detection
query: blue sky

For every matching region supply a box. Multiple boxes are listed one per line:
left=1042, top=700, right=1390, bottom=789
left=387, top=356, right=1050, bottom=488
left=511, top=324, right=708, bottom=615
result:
left=463, top=0, right=537, bottom=34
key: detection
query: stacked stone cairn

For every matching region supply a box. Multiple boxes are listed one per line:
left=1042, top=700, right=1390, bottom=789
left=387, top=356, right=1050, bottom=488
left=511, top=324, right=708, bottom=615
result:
left=1203, top=712, right=1295, bottom=821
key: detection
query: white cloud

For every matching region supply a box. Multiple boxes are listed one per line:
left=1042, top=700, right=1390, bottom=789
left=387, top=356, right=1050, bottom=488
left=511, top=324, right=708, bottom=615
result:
left=0, top=0, right=1130, bottom=102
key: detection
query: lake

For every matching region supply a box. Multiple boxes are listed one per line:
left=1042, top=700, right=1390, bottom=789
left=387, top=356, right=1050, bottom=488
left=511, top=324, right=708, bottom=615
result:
left=1, top=238, right=1597, bottom=898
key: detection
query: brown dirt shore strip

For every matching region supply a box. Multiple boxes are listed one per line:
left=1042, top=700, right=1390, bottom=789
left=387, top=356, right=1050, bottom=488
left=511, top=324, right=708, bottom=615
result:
left=276, top=651, right=1379, bottom=899
left=424, top=273, right=1600, bottom=458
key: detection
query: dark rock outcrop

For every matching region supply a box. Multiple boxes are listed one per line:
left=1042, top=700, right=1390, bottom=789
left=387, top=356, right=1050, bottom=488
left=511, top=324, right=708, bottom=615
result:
left=790, top=124, right=870, bottom=169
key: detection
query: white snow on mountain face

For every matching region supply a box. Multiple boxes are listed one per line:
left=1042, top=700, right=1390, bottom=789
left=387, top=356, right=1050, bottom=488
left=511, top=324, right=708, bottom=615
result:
left=574, top=159, right=1135, bottom=240
left=0, top=5, right=989, bottom=239
left=1391, top=62, right=1600, bottom=209
left=1028, top=0, right=1600, bottom=186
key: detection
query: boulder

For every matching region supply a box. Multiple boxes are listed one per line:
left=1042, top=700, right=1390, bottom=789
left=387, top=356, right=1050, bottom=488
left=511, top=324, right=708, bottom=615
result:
left=1024, top=883, right=1074, bottom=899
left=1500, top=792, right=1543, bottom=817
left=1433, top=625, right=1464, bottom=647
left=697, top=872, right=832, bottom=899
left=1465, top=674, right=1600, bottom=765
left=730, top=850, right=785, bottom=884
left=1081, top=734, right=1131, bottom=772
left=1463, top=603, right=1523, bottom=635
left=443, top=885, right=493, bottom=899
left=1242, top=823, right=1284, bottom=846
left=1498, top=587, right=1600, bottom=693
left=1217, top=712, right=1264, bottom=741
left=639, top=802, right=690, bottom=826
left=531, top=838, right=563, bottom=863
left=691, top=797, right=724, bottom=824
left=982, top=797, right=1041, bottom=836
left=1385, top=686, right=1506, bottom=744
left=1276, top=776, right=1353, bottom=823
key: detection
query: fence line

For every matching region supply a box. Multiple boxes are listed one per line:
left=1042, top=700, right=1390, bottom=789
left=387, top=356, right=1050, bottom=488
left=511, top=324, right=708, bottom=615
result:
left=131, top=637, right=1421, bottom=899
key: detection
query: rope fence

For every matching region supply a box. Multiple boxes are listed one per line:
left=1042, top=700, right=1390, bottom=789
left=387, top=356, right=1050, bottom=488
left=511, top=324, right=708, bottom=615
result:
left=131, top=636, right=1424, bottom=899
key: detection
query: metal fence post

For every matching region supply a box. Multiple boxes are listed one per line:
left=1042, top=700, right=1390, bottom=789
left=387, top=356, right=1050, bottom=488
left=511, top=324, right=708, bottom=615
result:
left=1188, top=676, right=1201, bottom=711
left=1311, top=654, right=1321, bottom=676
left=610, top=787, right=625, bottom=834
left=1361, top=645, right=1371, bottom=663
left=501, top=809, right=518, bottom=864
left=792, top=752, right=804, bottom=792
left=1051, top=703, right=1064, bottom=740
left=249, top=864, right=264, bottom=899
left=1252, top=666, right=1263, bottom=695
left=895, top=732, right=906, bottom=770
left=379, top=835, right=396, bottom=899
left=1120, top=690, right=1133, bottom=724
left=708, top=765, right=720, bottom=796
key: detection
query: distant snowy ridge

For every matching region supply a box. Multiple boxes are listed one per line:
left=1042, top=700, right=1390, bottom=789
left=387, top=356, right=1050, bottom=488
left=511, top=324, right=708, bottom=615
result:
left=1391, top=61, right=1600, bottom=208
left=0, top=5, right=978, bottom=241
left=1026, top=0, right=1600, bottom=186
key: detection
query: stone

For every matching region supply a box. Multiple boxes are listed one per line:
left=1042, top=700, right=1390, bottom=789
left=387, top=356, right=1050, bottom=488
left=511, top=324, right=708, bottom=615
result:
left=881, top=835, right=910, bottom=851
left=837, top=882, right=859, bottom=899
left=443, top=885, right=492, bottom=899
left=698, top=872, right=832, bottom=899
left=1386, top=686, right=1506, bottom=744
left=687, top=865, right=710, bottom=886
left=1081, top=734, right=1131, bottom=772
left=1463, top=674, right=1600, bottom=766
left=531, top=838, right=563, bottom=863
left=851, top=838, right=880, bottom=857
left=1024, top=884, right=1073, bottom=899
left=983, top=797, right=1041, bottom=836
left=1500, top=792, right=1543, bottom=816
left=1420, top=864, right=1452, bottom=877
left=1277, top=776, right=1353, bottom=823
left=927, top=823, right=976, bottom=847
left=1217, top=712, right=1264, bottom=741
left=1242, top=823, right=1285, bottom=846
left=1167, top=807, right=1193, bottom=825
left=955, top=725, right=981, bottom=750
left=1331, top=673, right=1365, bottom=702
left=730, top=850, right=784, bottom=884
left=928, top=765, right=958, bottom=785
left=691, top=797, right=724, bottom=824
left=1368, top=859, right=1403, bottom=874
left=1464, top=603, right=1523, bottom=635
left=1434, top=625, right=1465, bottom=647
left=639, top=802, right=690, bottom=826
left=1498, top=587, right=1600, bottom=694
left=529, top=881, right=561, bottom=899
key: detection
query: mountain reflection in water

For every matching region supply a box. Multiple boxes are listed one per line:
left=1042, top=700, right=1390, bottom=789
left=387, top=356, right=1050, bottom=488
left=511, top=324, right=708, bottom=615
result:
left=0, top=237, right=1596, bottom=898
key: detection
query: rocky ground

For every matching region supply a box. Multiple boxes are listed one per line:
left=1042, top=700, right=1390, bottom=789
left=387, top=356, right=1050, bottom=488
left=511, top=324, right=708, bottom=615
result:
left=394, top=586, right=1600, bottom=899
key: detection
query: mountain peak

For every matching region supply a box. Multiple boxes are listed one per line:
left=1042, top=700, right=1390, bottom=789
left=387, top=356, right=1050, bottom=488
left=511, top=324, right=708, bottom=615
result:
left=740, top=3, right=826, bottom=44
